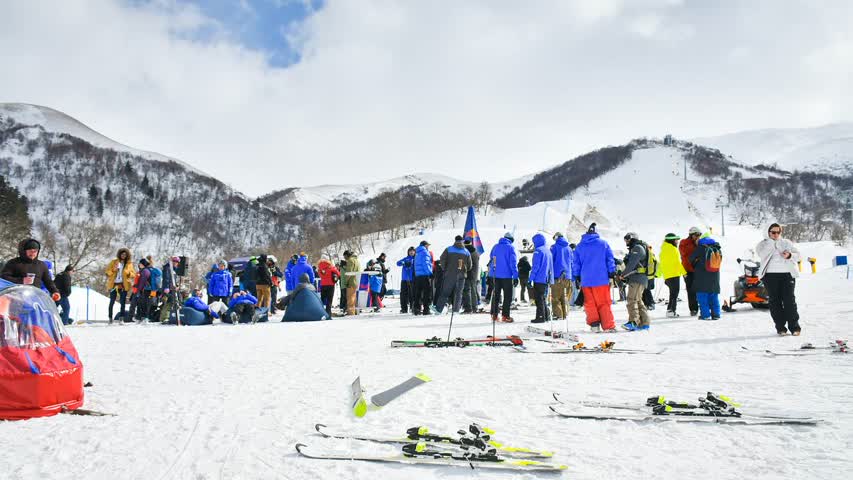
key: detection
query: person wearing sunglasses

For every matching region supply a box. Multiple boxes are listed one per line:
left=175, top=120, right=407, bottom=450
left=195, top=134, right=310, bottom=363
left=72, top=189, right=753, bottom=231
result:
left=757, top=223, right=801, bottom=336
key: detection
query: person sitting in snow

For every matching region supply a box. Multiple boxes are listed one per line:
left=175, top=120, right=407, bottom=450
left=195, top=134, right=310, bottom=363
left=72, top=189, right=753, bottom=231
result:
left=277, top=273, right=316, bottom=313
left=184, top=289, right=221, bottom=322
left=226, top=291, right=259, bottom=323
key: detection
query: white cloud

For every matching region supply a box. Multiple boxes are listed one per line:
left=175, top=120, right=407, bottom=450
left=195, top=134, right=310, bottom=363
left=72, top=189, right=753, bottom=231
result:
left=1, top=1, right=851, bottom=196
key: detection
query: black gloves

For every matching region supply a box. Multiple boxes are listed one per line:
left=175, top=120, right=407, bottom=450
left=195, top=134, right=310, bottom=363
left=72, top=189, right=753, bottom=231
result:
left=513, top=278, right=519, bottom=287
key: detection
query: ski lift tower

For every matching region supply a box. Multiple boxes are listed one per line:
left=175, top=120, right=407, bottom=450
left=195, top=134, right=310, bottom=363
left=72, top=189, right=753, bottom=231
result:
left=716, top=198, right=730, bottom=237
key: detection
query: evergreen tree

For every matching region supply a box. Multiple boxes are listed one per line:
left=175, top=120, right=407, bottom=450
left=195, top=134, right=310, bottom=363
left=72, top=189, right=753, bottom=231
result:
left=0, top=175, right=33, bottom=259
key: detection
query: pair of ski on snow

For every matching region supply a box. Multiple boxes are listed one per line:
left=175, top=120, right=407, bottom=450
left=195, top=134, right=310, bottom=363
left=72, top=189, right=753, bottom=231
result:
left=741, top=339, right=849, bottom=356
left=549, top=392, right=820, bottom=425
left=296, top=423, right=567, bottom=472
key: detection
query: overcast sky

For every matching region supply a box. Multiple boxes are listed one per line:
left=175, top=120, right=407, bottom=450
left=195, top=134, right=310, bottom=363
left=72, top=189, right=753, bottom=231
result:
left=2, top=0, right=851, bottom=196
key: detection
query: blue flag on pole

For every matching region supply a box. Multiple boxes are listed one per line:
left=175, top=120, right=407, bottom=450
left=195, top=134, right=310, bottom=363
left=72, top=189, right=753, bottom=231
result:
left=463, top=206, right=485, bottom=254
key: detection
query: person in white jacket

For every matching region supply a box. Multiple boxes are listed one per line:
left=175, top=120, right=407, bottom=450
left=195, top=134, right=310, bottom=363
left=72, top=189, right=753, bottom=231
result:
left=756, top=223, right=801, bottom=336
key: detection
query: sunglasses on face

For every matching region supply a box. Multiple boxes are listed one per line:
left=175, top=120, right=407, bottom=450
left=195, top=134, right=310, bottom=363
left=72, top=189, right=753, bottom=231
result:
left=769, top=230, right=781, bottom=234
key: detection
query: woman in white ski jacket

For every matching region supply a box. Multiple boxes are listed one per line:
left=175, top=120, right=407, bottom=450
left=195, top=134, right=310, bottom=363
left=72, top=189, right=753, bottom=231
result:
left=756, top=223, right=801, bottom=336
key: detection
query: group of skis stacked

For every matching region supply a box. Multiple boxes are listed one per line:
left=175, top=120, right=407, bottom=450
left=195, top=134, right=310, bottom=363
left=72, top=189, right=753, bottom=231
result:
left=296, top=423, right=567, bottom=472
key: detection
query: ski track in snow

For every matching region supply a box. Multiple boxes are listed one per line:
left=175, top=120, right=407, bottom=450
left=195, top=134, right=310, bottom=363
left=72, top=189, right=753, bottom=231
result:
left=1, top=266, right=852, bottom=479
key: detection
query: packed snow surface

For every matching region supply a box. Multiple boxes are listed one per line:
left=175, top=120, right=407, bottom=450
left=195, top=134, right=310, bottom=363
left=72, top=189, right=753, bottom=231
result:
left=1, top=258, right=852, bottom=479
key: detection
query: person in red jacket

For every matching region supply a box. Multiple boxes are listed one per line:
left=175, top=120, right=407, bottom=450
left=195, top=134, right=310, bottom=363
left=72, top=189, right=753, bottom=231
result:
left=317, top=258, right=341, bottom=318
left=678, top=226, right=702, bottom=316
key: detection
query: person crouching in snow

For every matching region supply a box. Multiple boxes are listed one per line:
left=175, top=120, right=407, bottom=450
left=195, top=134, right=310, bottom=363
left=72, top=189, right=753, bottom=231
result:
left=572, top=224, right=617, bottom=332
left=621, top=232, right=650, bottom=331
left=688, top=233, right=723, bottom=320
left=756, top=223, right=801, bottom=336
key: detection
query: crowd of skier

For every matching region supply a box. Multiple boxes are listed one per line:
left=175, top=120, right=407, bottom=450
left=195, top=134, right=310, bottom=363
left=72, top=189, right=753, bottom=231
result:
left=0, top=220, right=802, bottom=335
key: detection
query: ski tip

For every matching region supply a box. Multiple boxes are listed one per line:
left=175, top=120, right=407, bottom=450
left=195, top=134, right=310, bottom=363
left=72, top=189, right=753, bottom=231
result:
left=314, top=423, right=326, bottom=433
left=415, top=373, right=432, bottom=382
left=548, top=405, right=559, bottom=414
left=295, top=443, right=307, bottom=454
left=552, top=392, right=561, bottom=403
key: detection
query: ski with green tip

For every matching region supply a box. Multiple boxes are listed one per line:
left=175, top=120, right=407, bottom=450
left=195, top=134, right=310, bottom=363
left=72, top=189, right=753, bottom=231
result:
left=314, top=423, right=554, bottom=459
left=295, top=443, right=567, bottom=472
left=548, top=405, right=819, bottom=425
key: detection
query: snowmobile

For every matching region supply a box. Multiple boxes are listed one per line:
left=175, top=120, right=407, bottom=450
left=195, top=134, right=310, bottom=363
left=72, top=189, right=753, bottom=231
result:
left=722, top=258, right=769, bottom=312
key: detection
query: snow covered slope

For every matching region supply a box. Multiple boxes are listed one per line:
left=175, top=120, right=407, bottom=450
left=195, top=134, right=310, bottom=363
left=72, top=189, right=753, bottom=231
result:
left=260, top=172, right=529, bottom=211
left=693, top=123, right=853, bottom=176
left=0, top=103, right=205, bottom=175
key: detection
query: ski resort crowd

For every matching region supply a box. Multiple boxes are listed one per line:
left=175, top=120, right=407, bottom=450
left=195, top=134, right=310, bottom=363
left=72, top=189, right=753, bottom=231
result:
left=0, top=221, right=803, bottom=335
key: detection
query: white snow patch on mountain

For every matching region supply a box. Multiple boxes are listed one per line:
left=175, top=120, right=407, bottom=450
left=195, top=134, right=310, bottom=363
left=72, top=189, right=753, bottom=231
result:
left=693, top=123, right=853, bottom=176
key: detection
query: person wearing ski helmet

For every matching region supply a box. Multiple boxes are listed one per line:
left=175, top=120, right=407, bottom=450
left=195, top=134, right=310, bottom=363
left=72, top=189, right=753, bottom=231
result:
left=571, top=223, right=617, bottom=332
left=461, top=238, right=481, bottom=314
left=659, top=233, right=686, bottom=317
left=679, top=226, right=703, bottom=316
left=620, top=232, right=650, bottom=331
left=435, top=236, right=472, bottom=314
left=756, top=223, right=801, bottom=335
left=488, top=232, right=519, bottom=322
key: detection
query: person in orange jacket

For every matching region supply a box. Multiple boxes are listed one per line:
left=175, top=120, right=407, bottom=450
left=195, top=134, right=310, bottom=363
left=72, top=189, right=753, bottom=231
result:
left=678, top=226, right=702, bottom=316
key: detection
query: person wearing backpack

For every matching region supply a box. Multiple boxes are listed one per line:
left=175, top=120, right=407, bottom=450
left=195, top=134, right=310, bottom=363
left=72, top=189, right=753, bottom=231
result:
left=135, top=258, right=154, bottom=321
left=158, top=256, right=180, bottom=323
left=679, top=227, right=703, bottom=316
left=659, top=233, right=687, bottom=317
left=620, top=232, right=650, bottom=331
left=689, top=233, right=723, bottom=320
left=640, top=244, right=659, bottom=310
left=756, top=223, right=802, bottom=336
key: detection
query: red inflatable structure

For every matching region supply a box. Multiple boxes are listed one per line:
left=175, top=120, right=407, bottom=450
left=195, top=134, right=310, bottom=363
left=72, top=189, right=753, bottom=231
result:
left=0, top=279, right=84, bottom=420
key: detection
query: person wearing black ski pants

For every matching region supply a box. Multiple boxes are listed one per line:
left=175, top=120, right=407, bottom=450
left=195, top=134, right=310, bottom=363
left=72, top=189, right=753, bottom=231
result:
left=763, top=273, right=800, bottom=334
left=399, top=280, right=413, bottom=313
left=320, top=285, right=335, bottom=318
left=532, top=282, right=550, bottom=323
left=413, top=275, right=433, bottom=315
left=684, top=272, right=698, bottom=314
left=490, top=278, right=514, bottom=318
left=665, top=277, right=680, bottom=313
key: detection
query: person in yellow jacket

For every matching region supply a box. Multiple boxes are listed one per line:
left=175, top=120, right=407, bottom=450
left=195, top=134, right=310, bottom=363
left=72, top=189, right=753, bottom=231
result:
left=104, top=248, right=136, bottom=323
left=659, top=233, right=687, bottom=317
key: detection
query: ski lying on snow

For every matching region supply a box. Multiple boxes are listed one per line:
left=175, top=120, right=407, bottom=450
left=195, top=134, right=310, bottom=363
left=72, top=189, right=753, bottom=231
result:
left=294, top=443, right=567, bottom=472
left=391, top=336, right=523, bottom=348
left=740, top=346, right=847, bottom=357
left=514, top=346, right=665, bottom=355
left=551, top=393, right=816, bottom=421
left=525, top=326, right=579, bottom=341
left=314, top=424, right=553, bottom=459
left=548, top=406, right=818, bottom=425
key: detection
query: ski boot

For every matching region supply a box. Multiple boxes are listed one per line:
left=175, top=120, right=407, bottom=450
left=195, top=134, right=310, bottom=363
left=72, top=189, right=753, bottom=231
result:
left=621, top=321, right=637, bottom=331
left=501, top=315, right=514, bottom=323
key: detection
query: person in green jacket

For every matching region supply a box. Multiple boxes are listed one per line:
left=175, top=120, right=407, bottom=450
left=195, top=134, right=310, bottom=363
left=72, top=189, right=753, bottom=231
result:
left=345, top=252, right=361, bottom=315
left=659, top=233, right=687, bottom=317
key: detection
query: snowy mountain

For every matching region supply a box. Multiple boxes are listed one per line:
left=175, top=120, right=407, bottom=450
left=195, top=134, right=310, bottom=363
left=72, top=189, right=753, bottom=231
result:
left=692, top=123, right=853, bottom=177
left=0, top=103, right=297, bottom=283
left=259, top=172, right=529, bottom=212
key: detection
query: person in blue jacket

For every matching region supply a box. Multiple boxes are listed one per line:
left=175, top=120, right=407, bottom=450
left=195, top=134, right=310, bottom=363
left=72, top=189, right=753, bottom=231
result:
left=226, top=291, right=258, bottom=323
left=284, top=254, right=298, bottom=292
left=550, top=233, right=573, bottom=320
left=185, top=291, right=220, bottom=321
left=412, top=240, right=434, bottom=315
left=396, top=247, right=416, bottom=313
left=572, top=223, right=617, bottom=332
left=488, top=232, right=519, bottom=322
left=290, top=254, right=315, bottom=288
left=207, top=260, right=233, bottom=304
left=529, top=233, right=554, bottom=323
